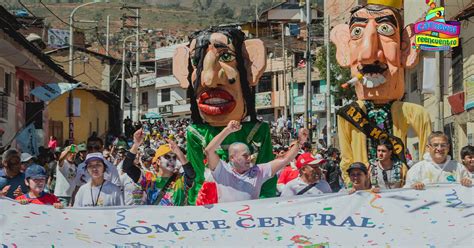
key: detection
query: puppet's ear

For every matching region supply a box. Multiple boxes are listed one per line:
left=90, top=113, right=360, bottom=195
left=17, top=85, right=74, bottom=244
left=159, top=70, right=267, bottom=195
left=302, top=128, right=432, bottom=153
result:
left=330, top=24, right=351, bottom=67
left=401, top=23, right=420, bottom=69
left=173, top=45, right=191, bottom=89
left=242, top=39, right=267, bottom=86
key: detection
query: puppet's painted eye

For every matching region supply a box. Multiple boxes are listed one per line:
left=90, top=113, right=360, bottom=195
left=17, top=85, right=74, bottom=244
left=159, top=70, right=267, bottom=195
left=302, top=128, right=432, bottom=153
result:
left=350, top=26, right=364, bottom=39
left=377, top=23, right=395, bottom=36
left=219, top=52, right=235, bottom=62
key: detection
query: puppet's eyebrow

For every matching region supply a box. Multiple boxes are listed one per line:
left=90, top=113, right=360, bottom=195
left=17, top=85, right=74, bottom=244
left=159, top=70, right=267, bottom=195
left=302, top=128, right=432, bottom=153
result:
left=350, top=16, right=368, bottom=27
left=375, top=15, right=398, bottom=27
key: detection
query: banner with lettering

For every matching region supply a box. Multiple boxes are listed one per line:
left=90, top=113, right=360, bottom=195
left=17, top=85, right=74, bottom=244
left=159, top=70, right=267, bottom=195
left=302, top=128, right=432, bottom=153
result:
left=1, top=184, right=472, bottom=247
left=30, top=83, right=79, bottom=102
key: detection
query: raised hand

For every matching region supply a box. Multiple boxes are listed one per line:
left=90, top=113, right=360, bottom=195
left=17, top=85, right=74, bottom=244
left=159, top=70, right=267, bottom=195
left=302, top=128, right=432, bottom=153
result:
left=297, top=128, right=309, bottom=145
left=0, top=185, right=11, bottom=197
left=133, top=128, right=145, bottom=145
left=225, top=120, right=241, bottom=133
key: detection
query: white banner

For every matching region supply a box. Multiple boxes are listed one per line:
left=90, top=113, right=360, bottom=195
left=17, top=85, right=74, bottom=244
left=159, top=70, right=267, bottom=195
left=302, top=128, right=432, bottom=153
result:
left=1, top=184, right=473, bottom=247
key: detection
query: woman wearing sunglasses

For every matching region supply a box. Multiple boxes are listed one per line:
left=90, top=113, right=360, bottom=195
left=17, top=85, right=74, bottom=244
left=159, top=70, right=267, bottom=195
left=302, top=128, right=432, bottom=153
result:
left=122, top=129, right=195, bottom=206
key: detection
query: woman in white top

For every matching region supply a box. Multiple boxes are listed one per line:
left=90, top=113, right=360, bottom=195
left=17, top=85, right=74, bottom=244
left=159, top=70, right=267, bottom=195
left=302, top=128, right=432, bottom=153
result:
left=74, top=153, right=123, bottom=207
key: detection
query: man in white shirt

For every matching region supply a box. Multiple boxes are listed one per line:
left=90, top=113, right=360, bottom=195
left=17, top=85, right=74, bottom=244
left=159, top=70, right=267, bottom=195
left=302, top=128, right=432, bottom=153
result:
left=205, top=120, right=308, bottom=203
left=54, top=145, right=77, bottom=206
left=405, top=132, right=472, bottom=190
left=281, top=158, right=332, bottom=197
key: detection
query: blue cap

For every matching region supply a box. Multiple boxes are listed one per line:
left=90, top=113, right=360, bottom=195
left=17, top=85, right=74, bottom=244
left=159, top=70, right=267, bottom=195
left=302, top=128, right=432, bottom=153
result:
left=25, top=164, right=47, bottom=179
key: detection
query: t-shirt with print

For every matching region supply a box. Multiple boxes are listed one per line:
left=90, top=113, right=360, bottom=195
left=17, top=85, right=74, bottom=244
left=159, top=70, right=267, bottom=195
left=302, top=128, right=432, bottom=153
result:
left=121, top=173, right=146, bottom=205
left=73, top=181, right=123, bottom=207
left=54, top=160, right=76, bottom=197
left=212, top=160, right=273, bottom=203
left=404, top=155, right=466, bottom=188
left=281, top=178, right=332, bottom=197
left=138, top=169, right=186, bottom=206
left=16, top=192, right=60, bottom=205
left=73, top=160, right=121, bottom=188
left=0, top=171, right=28, bottom=199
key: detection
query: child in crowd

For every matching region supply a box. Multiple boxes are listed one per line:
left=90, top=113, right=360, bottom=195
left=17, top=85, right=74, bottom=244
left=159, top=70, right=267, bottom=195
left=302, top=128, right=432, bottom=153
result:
left=16, top=164, right=63, bottom=208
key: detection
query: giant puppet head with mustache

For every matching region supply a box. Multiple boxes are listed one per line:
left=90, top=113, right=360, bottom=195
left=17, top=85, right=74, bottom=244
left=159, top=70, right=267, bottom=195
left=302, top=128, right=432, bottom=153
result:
left=330, top=1, right=420, bottom=103
left=173, top=26, right=266, bottom=126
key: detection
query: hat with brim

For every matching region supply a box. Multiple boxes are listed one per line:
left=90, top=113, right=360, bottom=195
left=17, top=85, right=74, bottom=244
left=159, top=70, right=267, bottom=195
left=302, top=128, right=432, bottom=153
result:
left=152, top=144, right=171, bottom=163
left=20, top=153, right=33, bottom=163
left=347, top=162, right=368, bottom=174
left=307, top=158, right=325, bottom=166
left=25, top=164, right=47, bottom=179
left=85, top=153, right=107, bottom=168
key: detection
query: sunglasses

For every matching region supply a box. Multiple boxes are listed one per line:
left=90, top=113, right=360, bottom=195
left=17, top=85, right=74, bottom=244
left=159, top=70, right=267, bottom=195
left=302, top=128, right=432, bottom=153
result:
left=163, top=154, right=177, bottom=160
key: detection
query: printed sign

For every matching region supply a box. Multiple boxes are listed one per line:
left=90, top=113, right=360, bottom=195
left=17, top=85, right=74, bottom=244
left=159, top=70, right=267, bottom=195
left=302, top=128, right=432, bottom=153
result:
left=413, top=2, right=460, bottom=51
left=1, top=184, right=472, bottom=247
left=48, top=29, right=70, bottom=48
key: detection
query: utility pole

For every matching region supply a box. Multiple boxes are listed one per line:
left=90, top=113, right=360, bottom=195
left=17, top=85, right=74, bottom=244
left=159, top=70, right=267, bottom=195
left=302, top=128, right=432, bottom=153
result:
left=255, top=0, right=259, bottom=37
left=325, top=11, right=332, bottom=146
left=290, top=54, right=295, bottom=131
left=106, top=15, right=110, bottom=56
left=135, top=7, right=141, bottom=122
left=121, top=4, right=141, bottom=122
left=305, top=0, right=312, bottom=140
left=281, top=22, right=287, bottom=119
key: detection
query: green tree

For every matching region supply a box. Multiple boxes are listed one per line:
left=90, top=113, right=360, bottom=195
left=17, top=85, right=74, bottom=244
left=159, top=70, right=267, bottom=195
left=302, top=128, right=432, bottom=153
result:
left=314, top=43, right=355, bottom=102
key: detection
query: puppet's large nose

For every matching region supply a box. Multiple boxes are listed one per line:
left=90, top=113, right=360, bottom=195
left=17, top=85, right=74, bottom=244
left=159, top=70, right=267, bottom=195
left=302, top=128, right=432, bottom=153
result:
left=201, top=51, right=227, bottom=88
left=358, top=22, right=385, bottom=64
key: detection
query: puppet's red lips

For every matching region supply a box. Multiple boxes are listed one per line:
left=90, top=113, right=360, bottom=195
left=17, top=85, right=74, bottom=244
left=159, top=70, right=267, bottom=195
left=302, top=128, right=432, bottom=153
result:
left=198, top=89, right=236, bottom=115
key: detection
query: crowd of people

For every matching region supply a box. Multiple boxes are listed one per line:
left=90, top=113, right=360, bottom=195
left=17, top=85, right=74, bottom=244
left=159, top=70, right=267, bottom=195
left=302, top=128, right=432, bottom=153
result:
left=0, top=118, right=473, bottom=209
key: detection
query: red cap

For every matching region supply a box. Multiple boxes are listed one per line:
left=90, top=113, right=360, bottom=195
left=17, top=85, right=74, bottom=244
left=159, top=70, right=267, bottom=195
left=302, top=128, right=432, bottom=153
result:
left=295, top=152, right=316, bottom=169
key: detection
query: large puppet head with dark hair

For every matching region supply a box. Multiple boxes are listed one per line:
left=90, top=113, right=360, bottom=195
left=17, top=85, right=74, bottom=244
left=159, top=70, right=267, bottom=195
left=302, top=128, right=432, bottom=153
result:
left=173, top=26, right=266, bottom=126
left=330, top=1, right=420, bottom=103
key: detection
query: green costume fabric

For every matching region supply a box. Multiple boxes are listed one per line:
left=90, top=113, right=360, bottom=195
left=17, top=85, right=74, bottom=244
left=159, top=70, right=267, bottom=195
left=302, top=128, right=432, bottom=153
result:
left=186, top=121, right=275, bottom=205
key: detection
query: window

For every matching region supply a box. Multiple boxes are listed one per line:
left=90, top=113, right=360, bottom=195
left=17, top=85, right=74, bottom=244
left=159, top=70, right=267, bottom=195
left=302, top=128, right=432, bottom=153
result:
left=257, top=73, right=272, bottom=92
left=312, top=80, right=321, bottom=94
left=410, top=72, right=418, bottom=92
left=5, top=73, right=11, bottom=96
left=298, top=83, right=304, bottom=96
left=141, top=92, right=148, bottom=105
left=0, top=96, right=7, bottom=119
left=275, top=72, right=279, bottom=91
left=452, top=38, right=463, bottom=93
left=161, top=88, right=170, bottom=102
left=18, top=79, right=24, bottom=101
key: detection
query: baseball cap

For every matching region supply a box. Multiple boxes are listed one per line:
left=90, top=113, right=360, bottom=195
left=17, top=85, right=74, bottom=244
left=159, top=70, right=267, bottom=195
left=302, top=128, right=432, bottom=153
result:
left=20, top=153, right=33, bottom=163
left=347, top=162, right=368, bottom=174
left=25, top=164, right=47, bottom=179
left=85, top=152, right=107, bottom=167
left=77, top=143, right=87, bottom=152
left=295, top=152, right=316, bottom=169
left=152, top=144, right=172, bottom=163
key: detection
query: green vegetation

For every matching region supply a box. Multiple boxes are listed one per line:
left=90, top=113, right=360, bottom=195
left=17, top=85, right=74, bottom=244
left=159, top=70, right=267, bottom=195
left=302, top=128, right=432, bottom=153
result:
left=314, top=43, right=355, bottom=102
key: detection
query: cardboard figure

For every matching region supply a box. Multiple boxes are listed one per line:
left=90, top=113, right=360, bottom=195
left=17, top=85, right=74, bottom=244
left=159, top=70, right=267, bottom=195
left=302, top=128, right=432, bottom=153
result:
left=330, top=0, right=432, bottom=185
left=173, top=27, right=276, bottom=204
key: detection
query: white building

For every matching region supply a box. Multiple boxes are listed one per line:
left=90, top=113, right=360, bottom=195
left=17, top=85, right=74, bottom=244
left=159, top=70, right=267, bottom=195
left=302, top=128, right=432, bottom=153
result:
left=126, top=44, right=190, bottom=121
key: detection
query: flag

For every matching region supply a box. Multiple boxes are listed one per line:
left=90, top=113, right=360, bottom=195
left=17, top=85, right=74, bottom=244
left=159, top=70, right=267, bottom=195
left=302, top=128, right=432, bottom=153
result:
left=16, top=123, right=38, bottom=156
left=30, top=83, right=79, bottom=102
